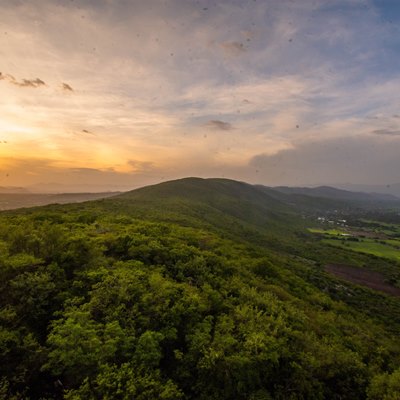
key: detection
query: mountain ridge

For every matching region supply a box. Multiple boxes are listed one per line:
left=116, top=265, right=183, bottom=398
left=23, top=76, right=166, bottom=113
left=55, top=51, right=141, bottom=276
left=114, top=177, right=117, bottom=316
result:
left=271, top=185, right=399, bottom=201
left=2, top=177, right=400, bottom=212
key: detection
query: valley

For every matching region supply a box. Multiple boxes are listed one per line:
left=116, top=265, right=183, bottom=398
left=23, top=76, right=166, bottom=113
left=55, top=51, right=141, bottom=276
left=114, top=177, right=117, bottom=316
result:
left=309, top=218, right=400, bottom=261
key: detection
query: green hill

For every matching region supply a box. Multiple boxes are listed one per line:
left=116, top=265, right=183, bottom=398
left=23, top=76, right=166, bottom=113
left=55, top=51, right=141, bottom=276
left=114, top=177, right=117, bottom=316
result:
left=1, top=178, right=400, bottom=399
left=257, top=184, right=400, bottom=212
left=116, top=177, right=291, bottom=219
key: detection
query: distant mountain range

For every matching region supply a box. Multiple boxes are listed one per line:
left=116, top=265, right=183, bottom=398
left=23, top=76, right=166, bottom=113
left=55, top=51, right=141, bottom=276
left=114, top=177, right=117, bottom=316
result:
left=271, top=185, right=399, bottom=202
left=334, top=183, right=400, bottom=198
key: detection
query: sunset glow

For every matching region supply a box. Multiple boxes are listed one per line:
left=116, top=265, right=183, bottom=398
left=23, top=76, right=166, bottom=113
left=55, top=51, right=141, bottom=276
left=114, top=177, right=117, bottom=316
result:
left=1, top=0, right=400, bottom=191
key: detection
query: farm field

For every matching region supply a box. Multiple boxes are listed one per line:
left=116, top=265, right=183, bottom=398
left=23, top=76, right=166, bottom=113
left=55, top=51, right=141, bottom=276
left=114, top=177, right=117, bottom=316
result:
left=310, top=220, right=400, bottom=262
left=308, top=228, right=348, bottom=235
left=323, top=238, right=400, bottom=261
left=325, top=264, right=400, bottom=297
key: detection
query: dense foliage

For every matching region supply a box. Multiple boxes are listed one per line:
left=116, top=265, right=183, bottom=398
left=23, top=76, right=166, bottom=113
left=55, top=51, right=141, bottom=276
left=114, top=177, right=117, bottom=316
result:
left=1, top=178, right=400, bottom=399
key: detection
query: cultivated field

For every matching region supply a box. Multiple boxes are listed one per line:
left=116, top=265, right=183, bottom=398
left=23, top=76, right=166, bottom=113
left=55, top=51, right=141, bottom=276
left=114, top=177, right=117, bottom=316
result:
left=325, top=264, right=400, bottom=297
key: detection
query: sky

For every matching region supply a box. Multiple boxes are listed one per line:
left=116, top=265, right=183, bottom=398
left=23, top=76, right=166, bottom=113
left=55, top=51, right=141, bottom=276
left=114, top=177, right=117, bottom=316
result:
left=1, top=0, right=400, bottom=192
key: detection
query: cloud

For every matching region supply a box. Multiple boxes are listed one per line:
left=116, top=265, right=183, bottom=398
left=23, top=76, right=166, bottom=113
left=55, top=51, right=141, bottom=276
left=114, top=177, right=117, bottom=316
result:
left=248, top=135, right=400, bottom=185
left=205, top=120, right=233, bottom=131
left=71, top=167, right=101, bottom=174
left=220, top=41, right=246, bottom=56
left=0, top=157, right=162, bottom=192
left=81, top=129, right=95, bottom=135
left=128, top=159, right=155, bottom=173
left=14, top=78, right=46, bottom=88
left=0, top=73, right=15, bottom=82
left=0, top=72, right=46, bottom=88
left=372, top=129, right=400, bottom=136
left=62, top=82, right=74, bottom=91
left=9, top=76, right=45, bottom=88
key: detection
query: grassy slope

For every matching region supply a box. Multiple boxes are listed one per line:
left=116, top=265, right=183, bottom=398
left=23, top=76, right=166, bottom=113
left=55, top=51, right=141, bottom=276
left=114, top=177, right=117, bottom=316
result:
left=49, top=178, right=400, bottom=323
left=99, top=178, right=304, bottom=246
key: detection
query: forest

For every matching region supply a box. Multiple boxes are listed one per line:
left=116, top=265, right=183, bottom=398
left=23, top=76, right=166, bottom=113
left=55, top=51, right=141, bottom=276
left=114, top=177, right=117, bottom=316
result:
left=1, top=178, right=400, bottom=399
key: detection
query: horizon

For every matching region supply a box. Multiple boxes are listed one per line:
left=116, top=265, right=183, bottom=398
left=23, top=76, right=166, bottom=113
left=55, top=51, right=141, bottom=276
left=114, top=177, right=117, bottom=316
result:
left=2, top=0, right=400, bottom=190
left=0, top=176, right=400, bottom=197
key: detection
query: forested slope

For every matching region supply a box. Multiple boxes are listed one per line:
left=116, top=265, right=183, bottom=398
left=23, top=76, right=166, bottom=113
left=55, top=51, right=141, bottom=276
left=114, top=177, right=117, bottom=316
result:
left=1, top=178, right=400, bottom=399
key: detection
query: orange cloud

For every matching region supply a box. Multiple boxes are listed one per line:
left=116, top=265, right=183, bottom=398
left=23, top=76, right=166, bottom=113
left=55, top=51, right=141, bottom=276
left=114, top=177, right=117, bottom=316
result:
left=0, top=73, right=46, bottom=88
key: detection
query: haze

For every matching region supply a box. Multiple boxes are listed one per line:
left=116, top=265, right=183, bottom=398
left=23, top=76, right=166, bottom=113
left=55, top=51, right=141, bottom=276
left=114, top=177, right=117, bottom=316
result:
left=1, top=0, right=400, bottom=192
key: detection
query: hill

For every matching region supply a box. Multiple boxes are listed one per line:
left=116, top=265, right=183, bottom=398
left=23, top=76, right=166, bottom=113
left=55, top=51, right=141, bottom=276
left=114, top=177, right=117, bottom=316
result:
left=0, top=177, right=400, bottom=399
left=253, top=184, right=400, bottom=214
left=1, top=179, right=398, bottom=213
left=272, top=185, right=399, bottom=202
left=337, top=182, right=400, bottom=198
left=114, top=177, right=294, bottom=231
